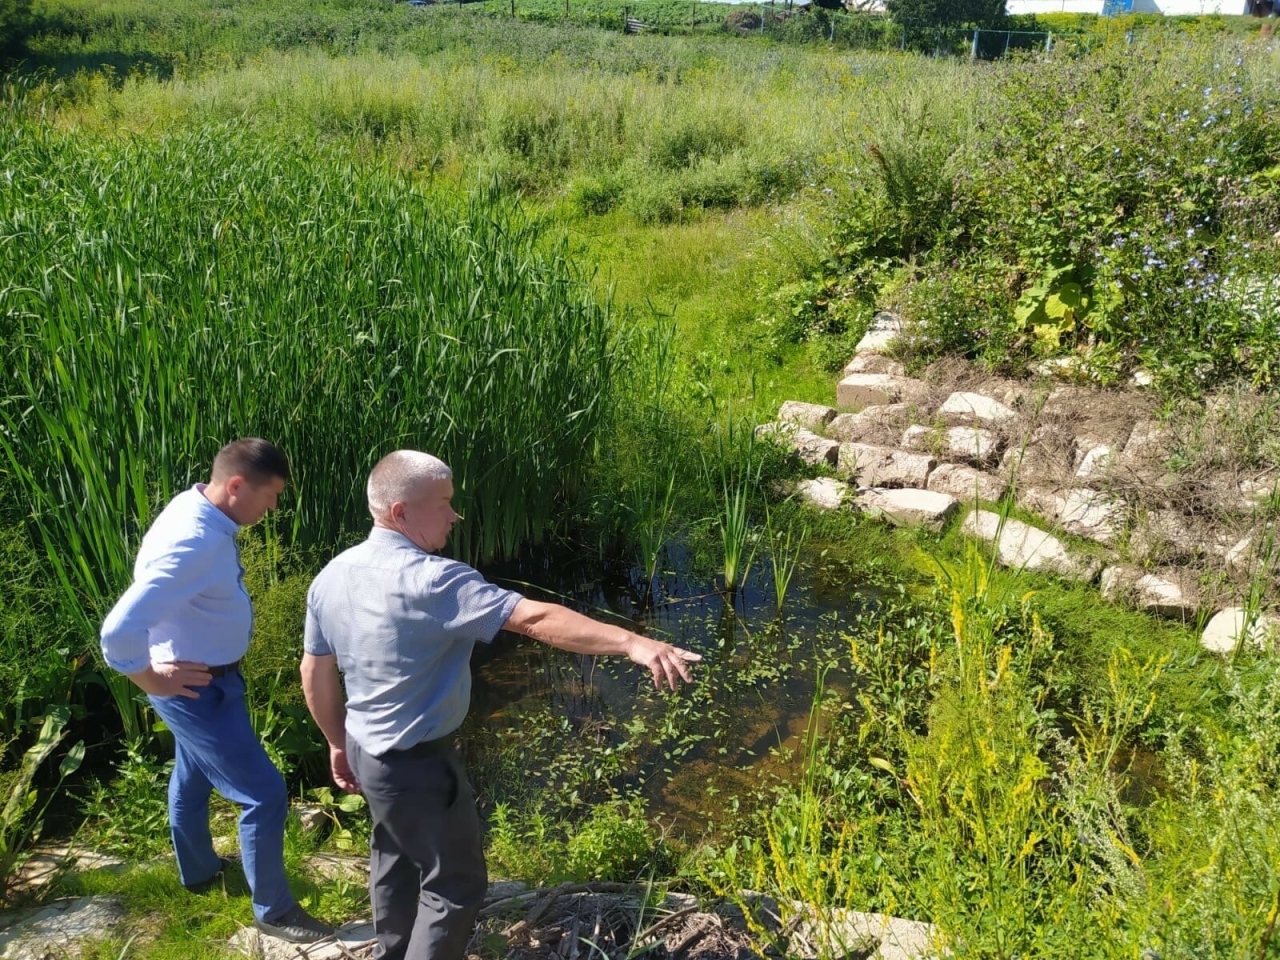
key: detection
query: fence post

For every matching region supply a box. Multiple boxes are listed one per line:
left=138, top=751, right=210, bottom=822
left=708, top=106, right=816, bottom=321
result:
left=760, top=3, right=765, bottom=32
left=970, top=28, right=979, bottom=61
left=691, top=1, right=695, bottom=32
left=1044, top=30, right=1052, bottom=55
left=510, top=0, right=515, bottom=16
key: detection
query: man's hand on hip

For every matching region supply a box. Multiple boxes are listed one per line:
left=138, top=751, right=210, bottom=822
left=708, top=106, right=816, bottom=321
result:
left=127, top=661, right=212, bottom=699
left=625, top=635, right=702, bottom=690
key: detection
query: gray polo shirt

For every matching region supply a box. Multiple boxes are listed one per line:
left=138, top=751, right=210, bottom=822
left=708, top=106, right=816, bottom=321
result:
left=304, top=527, right=523, bottom=756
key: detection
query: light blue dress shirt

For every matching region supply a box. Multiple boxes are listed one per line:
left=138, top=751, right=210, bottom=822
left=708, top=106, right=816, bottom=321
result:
left=100, top=485, right=252, bottom=674
left=304, top=527, right=523, bottom=756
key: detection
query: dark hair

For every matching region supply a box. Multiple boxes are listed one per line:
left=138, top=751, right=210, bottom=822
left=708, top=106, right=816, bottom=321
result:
left=211, top=438, right=291, bottom=485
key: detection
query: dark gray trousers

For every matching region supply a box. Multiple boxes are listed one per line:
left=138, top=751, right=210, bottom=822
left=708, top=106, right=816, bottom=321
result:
left=349, top=737, right=488, bottom=960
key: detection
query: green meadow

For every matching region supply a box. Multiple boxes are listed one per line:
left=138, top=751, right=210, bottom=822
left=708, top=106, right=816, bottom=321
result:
left=2, top=2, right=1280, bottom=956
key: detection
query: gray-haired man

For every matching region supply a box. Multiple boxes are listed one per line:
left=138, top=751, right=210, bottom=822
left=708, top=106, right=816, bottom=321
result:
left=301, top=450, right=700, bottom=960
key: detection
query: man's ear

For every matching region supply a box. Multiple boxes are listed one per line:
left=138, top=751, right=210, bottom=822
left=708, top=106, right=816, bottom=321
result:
left=225, top=475, right=246, bottom=498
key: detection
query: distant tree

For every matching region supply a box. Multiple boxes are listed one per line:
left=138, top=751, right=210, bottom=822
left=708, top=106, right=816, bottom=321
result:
left=886, top=0, right=1005, bottom=28
left=0, top=0, right=33, bottom=63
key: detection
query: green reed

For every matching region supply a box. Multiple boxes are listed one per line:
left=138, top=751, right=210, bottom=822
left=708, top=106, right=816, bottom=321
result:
left=0, top=105, right=620, bottom=731
left=765, top=504, right=808, bottom=613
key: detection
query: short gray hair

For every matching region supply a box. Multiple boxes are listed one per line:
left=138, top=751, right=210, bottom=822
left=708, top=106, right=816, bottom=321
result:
left=367, top=450, right=453, bottom=519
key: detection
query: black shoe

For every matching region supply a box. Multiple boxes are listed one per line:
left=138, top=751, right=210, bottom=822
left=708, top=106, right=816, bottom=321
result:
left=253, top=904, right=335, bottom=944
left=182, top=856, right=236, bottom=894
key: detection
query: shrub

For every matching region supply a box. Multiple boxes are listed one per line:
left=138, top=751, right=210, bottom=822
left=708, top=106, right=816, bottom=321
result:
left=568, top=170, right=625, bottom=216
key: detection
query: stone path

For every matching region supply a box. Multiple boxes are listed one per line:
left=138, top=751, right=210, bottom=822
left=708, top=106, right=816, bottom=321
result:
left=759, top=311, right=1280, bottom=656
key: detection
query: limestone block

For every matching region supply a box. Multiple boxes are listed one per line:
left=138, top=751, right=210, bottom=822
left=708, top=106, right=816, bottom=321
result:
left=1129, top=510, right=1206, bottom=562
left=826, top=404, right=911, bottom=444
left=960, top=510, right=1101, bottom=581
left=1201, top=607, right=1280, bottom=654
left=231, top=921, right=377, bottom=959
left=1120, top=420, right=1172, bottom=465
left=927, top=464, right=1008, bottom=503
left=900, top=424, right=932, bottom=451
left=0, top=897, right=125, bottom=960
left=1100, top=566, right=1199, bottom=619
left=1017, top=486, right=1068, bottom=522
left=854, top=310, right=902, bottom=354
left=1059, top=488, right=1124, bottom=545
left=855, top=487, right=958, bottom=532
left=836, top=374, right=928, bottom=410
left=1074, top=443, right=1116, bottom=481
left=1225, top=532, right=1255, bottom=572
left=755, top=422, right=838, bottom=466
left=795, top=478, right=848, bottom=511
left=843, top=353, right=906, bottom=377
left=945, top=425, right=1002, bottom=464
left=938, top=391, right=1018, bottom=425
left=777, top=400, right=838, bottom=432
left=837, top=443, right=935, bottom=489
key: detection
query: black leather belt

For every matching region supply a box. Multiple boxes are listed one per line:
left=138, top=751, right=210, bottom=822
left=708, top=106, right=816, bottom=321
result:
left=207, top=659, right=242, bottom=678
left=390, top=734, right=454, bottom=758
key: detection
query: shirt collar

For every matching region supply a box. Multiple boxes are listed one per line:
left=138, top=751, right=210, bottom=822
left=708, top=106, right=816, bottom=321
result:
left=193, top=483, right=241, bottom=535
left=367, top=526, right=422, bottom=551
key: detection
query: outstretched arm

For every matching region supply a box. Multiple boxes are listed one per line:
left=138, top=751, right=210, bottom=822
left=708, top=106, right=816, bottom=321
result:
left=502, top=599, right=701, bottom=690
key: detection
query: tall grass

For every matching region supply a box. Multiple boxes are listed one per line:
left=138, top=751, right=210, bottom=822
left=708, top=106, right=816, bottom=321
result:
left=0, top=97, right=619, bottom=729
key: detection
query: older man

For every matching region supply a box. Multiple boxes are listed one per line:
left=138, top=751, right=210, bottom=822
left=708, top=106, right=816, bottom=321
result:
left=100, top=438, right=333, bottom=944
left=301, top=450, right=700, bottom=960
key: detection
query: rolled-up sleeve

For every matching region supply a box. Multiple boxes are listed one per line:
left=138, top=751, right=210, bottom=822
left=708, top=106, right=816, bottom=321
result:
left=423, top=560, right=523, bottom=644
left=100, top=537, right=208, bottom=674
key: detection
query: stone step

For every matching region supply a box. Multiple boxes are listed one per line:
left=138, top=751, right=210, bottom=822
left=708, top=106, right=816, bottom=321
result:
left=777, top=400, right=838, bottom=433
left=960, top=510, right=1102, bottom=581
left=854, top=487, right=958, bottom=531
left=794, top=477, right=848, bottom=510
left=938, top=391, right=1018, bottom=425
left=926, top=463, right=1008, bottom=503
left=1201, top=607, right=1280, bottom=654
left=1099, top=566, right=1199, bottom=619
left=837, top=443, right=935, bottom=489
left=755, top=422, right=839, bottom=466
left=836, top=374, right=928, bottom=410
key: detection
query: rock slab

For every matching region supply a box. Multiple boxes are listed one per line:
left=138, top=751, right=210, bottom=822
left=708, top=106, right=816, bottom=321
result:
left=855, top=488, right=958, bottom=531
left=827, top=404, right=911, bottom=444
left=755, top=422, right=839, bottom=466
left=0, top=897, right=124, bottom=960
left=927, top=464, right=1008, bottom=503
left=778, top=401, right=838, bottom=432
left=938, top=391, right=1018, bottom=425
left=1201, top=607, right=1280, bottom=654
left=854, top=311, right=903, bottom=354
left=230, top=921, right=376, bottom=959
left=1100, top=566, right=1198, bottom=619
left=838, top=443, right=935, bottom=489
left=837, top=374, right=927, bottom=410
left=795, top=478, right=848, bottom=511
left=960, top=510, right=1101, bottom=581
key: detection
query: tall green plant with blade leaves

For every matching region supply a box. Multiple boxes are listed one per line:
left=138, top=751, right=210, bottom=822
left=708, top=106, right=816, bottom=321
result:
left=1, top=707, right=85, bottom=904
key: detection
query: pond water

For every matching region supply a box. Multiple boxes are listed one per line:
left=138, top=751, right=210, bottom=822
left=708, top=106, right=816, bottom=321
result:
left=466, top=541, right=880, bottom=827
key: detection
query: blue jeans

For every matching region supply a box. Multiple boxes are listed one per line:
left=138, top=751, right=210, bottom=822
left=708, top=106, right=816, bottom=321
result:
left=149, top=669, right=294, bottom=923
